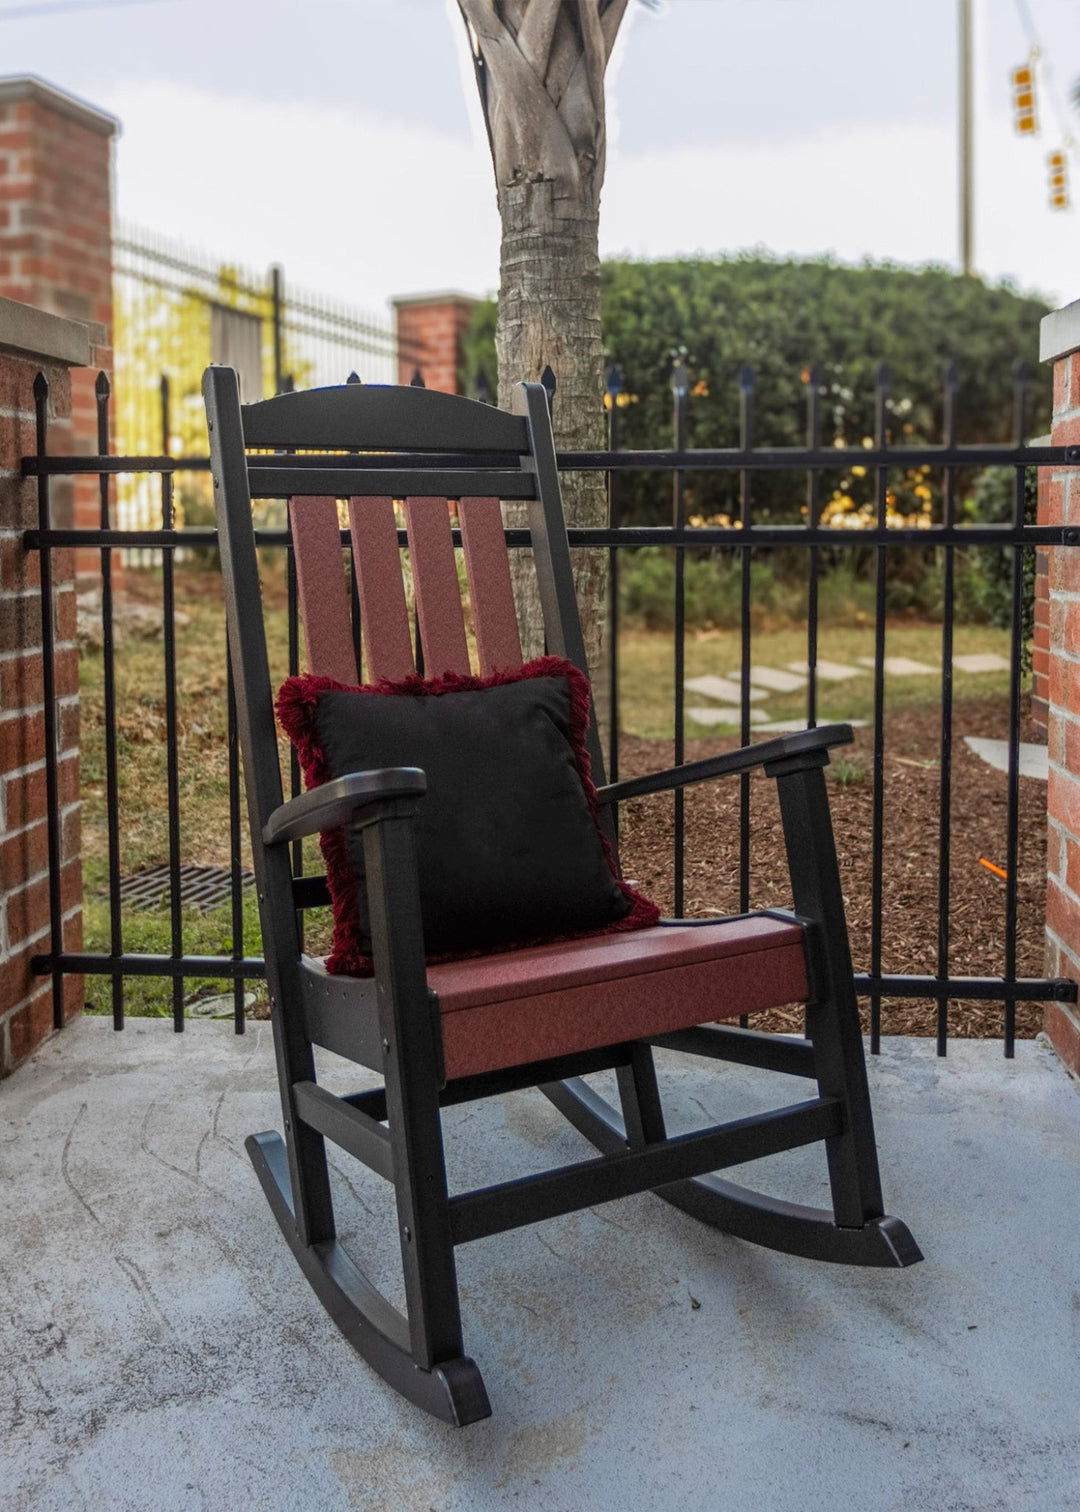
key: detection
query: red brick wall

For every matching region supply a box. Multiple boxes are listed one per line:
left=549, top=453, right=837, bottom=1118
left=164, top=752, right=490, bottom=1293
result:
left=0, top=79, right=117, bottom=578
left=392, top=293, right=477, bottom=394
left=1041, top=328, right=1080, bottom=1074
left=0, top=338, right=83, bottom=1074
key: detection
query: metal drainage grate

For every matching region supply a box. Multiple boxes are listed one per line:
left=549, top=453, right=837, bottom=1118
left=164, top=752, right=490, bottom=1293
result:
left=117, top=864, right=255, bottom=913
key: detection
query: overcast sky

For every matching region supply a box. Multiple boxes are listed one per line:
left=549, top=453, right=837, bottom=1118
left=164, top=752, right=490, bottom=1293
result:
left=2, top=0, right=1079, bottom=316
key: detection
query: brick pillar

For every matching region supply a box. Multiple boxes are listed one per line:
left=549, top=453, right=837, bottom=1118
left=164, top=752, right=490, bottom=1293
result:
left=392, top=291, right=478, bottom=394
left=0, top=76, right=117, bottom=580
left=0, top=297, right=85, bottom=1075
left=1039, top=301, right=1080, bottom=1074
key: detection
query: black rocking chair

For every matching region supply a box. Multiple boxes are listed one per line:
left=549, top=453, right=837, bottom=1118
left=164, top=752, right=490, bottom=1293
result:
left=203, top=366, right=921, bottom=1427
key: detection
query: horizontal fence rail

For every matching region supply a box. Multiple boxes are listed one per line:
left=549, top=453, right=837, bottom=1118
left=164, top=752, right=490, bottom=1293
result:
left=24, top=524, right=1080, bottom=549
left=19, top=366, right=1080, bottom=1056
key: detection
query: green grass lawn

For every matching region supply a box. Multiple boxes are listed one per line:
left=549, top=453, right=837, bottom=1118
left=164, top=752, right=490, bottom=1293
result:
left=77, top=563, right=1024, bottom=1017
left=79, top=562, right=294, bottom=1016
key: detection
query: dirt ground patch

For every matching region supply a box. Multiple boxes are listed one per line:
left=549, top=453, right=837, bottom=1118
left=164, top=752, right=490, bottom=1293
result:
left=615, top=695, right=1050, bottom=1041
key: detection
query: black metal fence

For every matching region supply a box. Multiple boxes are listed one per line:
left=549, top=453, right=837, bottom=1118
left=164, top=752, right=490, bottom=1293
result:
left=20, top=363, right=1080, bottom=1056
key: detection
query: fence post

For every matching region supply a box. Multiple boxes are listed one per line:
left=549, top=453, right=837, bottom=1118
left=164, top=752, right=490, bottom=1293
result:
left=270, top=264, right=285, bottom=396
left=1039, top=301, right=1080, bottom=1075
left=0, top=298, right=87, bottom=1075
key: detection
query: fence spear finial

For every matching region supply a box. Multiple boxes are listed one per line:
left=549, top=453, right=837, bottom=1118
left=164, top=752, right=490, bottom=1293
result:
left=540, top=365, right=556, bottom=411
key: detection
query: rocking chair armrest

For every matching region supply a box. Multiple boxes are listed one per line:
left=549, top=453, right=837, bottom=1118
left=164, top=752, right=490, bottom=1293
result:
left=262, top=768, right=427, bottom=847
left=595, top=724, right=854, bottom=805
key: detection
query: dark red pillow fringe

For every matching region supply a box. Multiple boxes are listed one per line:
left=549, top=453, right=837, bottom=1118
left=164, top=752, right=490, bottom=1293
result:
left=276, top=657, right=659, bottom=976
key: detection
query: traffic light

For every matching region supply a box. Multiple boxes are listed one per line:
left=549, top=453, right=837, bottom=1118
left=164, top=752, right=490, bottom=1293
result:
left=1048, top=150, right=1069, bottom=209
left=1011, top=64, right=1038, bottom=135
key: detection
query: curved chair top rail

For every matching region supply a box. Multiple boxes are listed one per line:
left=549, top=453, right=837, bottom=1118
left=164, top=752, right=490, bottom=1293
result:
left=238, top=380, right=531, bottom=454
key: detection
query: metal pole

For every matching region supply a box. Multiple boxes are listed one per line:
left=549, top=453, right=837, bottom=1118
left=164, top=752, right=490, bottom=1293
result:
left=959, top=0, right=974, bottom=275
left=271, top=264, right=285, bottom=395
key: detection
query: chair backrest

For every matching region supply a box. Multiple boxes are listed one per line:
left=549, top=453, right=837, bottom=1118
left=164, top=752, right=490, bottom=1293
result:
left=203, top=370, right=606, bottom=867
left=290, top=491, right=523, bottom=685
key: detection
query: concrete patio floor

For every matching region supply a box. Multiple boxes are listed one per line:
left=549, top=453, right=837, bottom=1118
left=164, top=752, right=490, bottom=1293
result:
left=2, top=1017, right=1079, bottom=1512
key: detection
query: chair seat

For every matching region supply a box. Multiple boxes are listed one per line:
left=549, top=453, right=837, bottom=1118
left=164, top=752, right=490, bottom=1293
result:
left=428, top=914, right=810, bottom=1079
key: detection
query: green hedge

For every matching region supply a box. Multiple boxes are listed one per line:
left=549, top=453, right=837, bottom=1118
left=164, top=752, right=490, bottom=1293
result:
left=462, top=254, right=1051, bottom=527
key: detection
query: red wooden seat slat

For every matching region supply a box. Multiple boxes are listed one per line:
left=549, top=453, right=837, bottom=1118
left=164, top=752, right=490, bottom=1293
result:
left=427, top=917, right=809, bottom=1080
left=430, top=915, right=804, bottom=1010
left=289, top=497, right=358, bottom=685
left=404, top=496, right=471, bottom=676
left=458, top=496, right=523, bottom=674
left=347, top=496, right=416, bottom=682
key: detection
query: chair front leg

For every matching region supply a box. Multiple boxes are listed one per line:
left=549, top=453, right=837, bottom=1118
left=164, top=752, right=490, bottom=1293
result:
left=360, top=803, right=467, bottom=1372
left=768, top=752, right=886, bottom=1229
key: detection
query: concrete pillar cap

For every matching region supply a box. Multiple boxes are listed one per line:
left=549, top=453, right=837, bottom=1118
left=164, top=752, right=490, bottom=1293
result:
left=0, top=296, right=90, bottom=367
left=1040, top=299, right=1080, bottom=365
left=0, top=74, right=119, bottom=137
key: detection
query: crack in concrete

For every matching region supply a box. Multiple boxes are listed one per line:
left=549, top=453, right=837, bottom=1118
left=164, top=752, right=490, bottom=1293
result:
left=111, top=1253, right=175, bottom=1340
left=534, top=1232, right=588, bottom=1274
left=59, top=1103, right=104, bottom=1230
left=138, top=1095, right=202, bottom=1186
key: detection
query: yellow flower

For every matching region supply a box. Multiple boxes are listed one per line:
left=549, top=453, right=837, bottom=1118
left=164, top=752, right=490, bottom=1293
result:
left=851, top=464, right=867, bottom=478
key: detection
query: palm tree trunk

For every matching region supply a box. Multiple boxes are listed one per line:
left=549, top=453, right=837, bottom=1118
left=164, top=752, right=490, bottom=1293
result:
left=456, top=0, right=629, bottom=713
left=497, top=181, right=608, bottom=688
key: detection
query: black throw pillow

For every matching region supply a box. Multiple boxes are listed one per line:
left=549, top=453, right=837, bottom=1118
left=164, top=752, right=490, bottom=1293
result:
left=276, top=656, right=658, bottom=974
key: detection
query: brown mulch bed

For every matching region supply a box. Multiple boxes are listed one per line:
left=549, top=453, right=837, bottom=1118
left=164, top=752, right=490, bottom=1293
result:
left=616, top=696, right=1049, bottom=1040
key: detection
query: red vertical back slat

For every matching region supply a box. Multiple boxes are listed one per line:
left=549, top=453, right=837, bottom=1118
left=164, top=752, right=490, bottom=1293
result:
left=289, top=497, right=358, bottom=684
left=458, top=496, right=522, bottom=675
left=347, top=496, right=416, bottom=681
left=404, top=497, right=471, bottom=676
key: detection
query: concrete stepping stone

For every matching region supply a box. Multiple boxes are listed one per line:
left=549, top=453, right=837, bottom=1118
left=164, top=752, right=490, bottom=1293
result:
left=684, top=674, right=767, bottom=703
left=786, top=660, right=865, bottom=682
left=856, top=656, right=937, bottom=676
left=962, top=736, right=1048, bottom=780
left=727, top=665, right=807, bottom=693
left=687, top=706, right=769, bottom=726
left=755, top=718, right=870, bottom=733
left=954, top=653, right=1011, bottom=673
